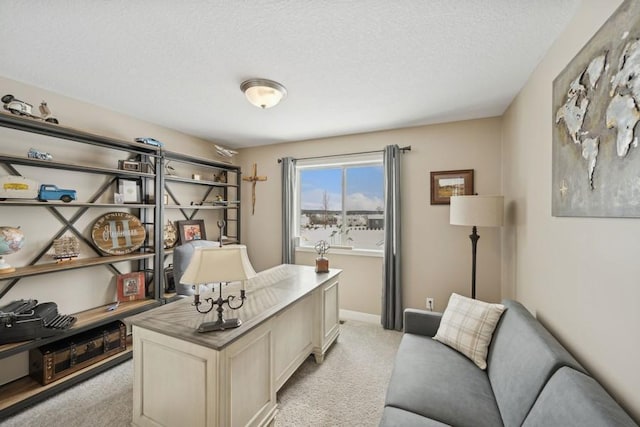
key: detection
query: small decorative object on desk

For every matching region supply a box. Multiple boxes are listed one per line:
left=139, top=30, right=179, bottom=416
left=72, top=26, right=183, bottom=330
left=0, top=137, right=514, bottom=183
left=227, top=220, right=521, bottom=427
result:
left=314, top=240, right=330, bottom=273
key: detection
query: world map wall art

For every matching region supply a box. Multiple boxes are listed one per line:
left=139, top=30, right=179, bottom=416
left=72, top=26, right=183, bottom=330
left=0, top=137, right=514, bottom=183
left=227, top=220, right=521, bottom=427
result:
left=553, top=0, right=640, bottom=217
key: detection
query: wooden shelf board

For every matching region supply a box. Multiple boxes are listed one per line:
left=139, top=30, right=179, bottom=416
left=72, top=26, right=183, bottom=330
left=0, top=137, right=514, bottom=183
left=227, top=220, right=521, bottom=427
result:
left=0, top=154, right=155, bottom=178
left=0, top=299, right=157, bottom=357
left=165, top=176, right=238, bottom=188
left=164, top=204, right=239, bottom=210
left=162, top=149, right=240, bottom=171
left=0, top=201, right=155, bottom=208
left=0, top=253, right=155, bottom=281
left=0, top=111, right=160, bottom=156
left=0, top=337, right=133, bottom=412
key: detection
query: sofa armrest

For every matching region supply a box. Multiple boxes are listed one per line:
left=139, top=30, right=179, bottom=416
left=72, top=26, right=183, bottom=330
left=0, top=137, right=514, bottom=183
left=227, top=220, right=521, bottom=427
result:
left=404, top=309, right=443, bottom=337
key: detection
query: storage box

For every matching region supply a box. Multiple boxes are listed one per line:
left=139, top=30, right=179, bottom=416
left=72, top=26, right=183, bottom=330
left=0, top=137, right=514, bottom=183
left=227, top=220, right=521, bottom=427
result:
left=29, top=321, right=126, bottom=385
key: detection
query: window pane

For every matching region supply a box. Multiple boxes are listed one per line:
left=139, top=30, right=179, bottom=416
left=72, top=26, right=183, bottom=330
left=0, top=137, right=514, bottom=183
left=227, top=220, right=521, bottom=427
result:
left=299, top=168, right=342, bottom=246
left=297, top=161, right=385, bottom=251
left=345, top=165, right=384, bottom=250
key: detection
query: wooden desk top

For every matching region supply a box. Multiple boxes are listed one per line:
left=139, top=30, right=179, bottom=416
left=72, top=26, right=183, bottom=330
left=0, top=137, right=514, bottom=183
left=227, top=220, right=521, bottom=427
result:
left=126, top=264, right=341, bottom=350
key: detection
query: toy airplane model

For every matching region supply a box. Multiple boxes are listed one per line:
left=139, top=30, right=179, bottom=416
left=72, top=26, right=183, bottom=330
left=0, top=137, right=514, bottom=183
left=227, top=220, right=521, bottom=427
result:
left=215, top=144, right=238, bottom=158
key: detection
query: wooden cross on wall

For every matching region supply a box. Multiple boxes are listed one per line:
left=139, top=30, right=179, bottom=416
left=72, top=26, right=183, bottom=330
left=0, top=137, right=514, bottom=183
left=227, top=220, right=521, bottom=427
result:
left=243, top=163, right=267, bottom=215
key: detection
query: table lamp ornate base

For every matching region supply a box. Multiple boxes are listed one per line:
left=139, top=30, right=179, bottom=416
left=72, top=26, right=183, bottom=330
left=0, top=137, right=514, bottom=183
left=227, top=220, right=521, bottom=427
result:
left=198, top=318, right=242, bottom=333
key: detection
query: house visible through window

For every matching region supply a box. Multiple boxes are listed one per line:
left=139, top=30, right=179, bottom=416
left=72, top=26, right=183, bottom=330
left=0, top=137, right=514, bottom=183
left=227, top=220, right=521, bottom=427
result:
left=296, top=153, right=384, bottom=251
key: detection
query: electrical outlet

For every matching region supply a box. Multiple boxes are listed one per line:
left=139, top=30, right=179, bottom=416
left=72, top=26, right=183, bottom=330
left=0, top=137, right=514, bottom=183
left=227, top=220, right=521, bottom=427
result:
left=426, top=297, right=434, bottom=311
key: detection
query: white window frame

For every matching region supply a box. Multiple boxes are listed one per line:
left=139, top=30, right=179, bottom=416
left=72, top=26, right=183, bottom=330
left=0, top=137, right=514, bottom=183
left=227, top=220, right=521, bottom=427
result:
left=294, top=152, right=384, bottom=256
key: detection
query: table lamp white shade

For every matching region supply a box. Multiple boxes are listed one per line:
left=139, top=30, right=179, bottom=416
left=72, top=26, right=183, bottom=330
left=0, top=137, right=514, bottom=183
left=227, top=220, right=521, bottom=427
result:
left=450, top=195, right=504, bottom=227
left=180, top=245, right=257, bottom=294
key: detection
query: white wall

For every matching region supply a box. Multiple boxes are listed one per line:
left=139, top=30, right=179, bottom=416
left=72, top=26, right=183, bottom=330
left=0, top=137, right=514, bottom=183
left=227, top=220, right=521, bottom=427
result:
left=502, top=0, right=639, bottom=421
left=238, top=117, right=503, bottom=315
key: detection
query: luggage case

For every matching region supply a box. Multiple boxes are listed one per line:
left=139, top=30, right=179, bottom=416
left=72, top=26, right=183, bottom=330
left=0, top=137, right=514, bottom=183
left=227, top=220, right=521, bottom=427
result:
left=29, top=320, right=126, bottom=385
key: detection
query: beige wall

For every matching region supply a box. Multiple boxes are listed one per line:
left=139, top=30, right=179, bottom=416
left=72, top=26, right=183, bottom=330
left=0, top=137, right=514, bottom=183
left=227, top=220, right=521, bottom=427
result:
left=502, top=0, right=639, bottom=420
left=238, top=118, right=502, bottom=315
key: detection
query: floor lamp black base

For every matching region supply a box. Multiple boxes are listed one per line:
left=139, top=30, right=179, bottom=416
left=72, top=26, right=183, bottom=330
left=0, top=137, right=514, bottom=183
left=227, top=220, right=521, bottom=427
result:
left=469, top=226, right=479, bottom=300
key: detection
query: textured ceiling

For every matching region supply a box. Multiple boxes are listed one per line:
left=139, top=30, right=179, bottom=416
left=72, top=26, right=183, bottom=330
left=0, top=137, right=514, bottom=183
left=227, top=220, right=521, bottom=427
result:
left=0, top=1, right=579, bottom=148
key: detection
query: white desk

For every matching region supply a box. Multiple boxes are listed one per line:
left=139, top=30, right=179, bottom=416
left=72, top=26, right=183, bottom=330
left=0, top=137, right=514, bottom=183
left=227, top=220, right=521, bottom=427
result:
left=127, top=264, right=341, bottom=427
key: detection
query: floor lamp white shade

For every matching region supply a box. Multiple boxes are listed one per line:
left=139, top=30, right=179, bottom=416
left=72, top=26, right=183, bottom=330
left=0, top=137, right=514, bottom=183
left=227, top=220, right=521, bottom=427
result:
left=450, top=195, right=504, bottom=299
left=450, top=195, right=504, bottom=227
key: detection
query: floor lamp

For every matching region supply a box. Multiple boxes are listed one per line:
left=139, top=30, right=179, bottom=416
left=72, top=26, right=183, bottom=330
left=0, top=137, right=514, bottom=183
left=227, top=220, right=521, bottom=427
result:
left=450, top=195, right=504, bottom=299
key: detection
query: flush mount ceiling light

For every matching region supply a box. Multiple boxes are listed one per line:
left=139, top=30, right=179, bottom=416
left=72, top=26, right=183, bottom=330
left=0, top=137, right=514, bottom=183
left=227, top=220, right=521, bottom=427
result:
left=240, top=78, right=287, bottom=109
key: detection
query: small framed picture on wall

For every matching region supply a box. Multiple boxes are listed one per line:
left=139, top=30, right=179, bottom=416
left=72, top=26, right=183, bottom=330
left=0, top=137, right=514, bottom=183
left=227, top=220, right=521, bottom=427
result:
left=430, top=169, right=474, bottom=205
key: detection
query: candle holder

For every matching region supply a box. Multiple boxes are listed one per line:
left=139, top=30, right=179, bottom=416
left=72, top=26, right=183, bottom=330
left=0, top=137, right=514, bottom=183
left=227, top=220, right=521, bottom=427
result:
left=193, top=284, right=246, bottom=332
left=179, top=245, right=257, bottom=333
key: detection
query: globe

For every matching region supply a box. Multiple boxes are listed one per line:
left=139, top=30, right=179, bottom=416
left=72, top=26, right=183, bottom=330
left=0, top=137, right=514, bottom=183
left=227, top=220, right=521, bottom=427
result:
left=0, top=226, right=23, bottom=273
left=0, top=226, right=24, bottom=256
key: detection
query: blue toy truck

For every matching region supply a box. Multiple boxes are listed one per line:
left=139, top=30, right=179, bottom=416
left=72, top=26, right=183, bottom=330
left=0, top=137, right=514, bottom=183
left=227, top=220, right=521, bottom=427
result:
left=38, top=184, right=77, bottom=203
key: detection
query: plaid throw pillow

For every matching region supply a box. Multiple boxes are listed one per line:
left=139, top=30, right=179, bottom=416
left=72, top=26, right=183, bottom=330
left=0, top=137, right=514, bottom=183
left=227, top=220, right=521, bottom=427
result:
left=433, top=293, right=505, bottom=370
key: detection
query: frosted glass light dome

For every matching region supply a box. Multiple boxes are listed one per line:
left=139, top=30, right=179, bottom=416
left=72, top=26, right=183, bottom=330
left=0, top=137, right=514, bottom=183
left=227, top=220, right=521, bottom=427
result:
left=240, top=79, right=287, bottom=109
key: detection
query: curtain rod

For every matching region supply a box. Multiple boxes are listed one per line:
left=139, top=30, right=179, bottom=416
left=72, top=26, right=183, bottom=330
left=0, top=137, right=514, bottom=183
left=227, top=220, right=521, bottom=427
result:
left=277, top=146, right=411, bottom=163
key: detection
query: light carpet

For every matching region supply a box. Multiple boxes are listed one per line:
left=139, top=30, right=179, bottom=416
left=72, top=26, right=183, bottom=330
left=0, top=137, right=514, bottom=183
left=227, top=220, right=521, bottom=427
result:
left=2, top=320, right=402, bottom=427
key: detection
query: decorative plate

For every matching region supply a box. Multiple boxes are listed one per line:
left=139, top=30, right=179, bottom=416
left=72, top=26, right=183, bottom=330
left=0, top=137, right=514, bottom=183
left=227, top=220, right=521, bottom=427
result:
left=91, top=212, right=146, bottom=255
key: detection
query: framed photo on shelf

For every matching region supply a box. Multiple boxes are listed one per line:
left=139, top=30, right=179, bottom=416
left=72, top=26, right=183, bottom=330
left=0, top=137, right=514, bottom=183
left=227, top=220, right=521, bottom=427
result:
left=117, top=178, right=141, bottom=203
left=176, top=219, right=207, bottom=245
left=118, top=160, right=148, bottom=172
left=164, top=265, right=175, bottom=292
left=430, top=169, right=474, bottom=205
left=117, top=272, right=145, bottom=302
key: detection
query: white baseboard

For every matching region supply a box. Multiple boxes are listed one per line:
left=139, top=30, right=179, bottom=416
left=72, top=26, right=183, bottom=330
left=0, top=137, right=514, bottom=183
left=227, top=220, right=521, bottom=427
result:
left=339, top=309, right=380, bottom=325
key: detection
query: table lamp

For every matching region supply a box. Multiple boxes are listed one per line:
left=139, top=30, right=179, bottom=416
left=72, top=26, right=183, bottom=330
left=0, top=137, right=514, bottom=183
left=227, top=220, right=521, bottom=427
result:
left=179, top=245, right=257, bottom=332
left=450, top=195, right=504, bottom=299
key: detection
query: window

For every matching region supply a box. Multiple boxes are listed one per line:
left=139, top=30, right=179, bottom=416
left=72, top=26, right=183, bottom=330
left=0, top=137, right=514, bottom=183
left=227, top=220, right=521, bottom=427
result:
left=296, top=153, right=384, bottom=251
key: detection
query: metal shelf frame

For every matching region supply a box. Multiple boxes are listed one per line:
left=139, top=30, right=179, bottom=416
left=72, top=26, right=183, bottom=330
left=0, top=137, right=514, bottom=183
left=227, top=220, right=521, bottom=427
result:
left=0, top=111, right=242, bottom=417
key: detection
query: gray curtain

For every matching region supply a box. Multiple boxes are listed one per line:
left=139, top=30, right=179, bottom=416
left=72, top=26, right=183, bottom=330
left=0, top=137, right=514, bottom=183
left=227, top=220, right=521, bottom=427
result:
left=281, top=157, right=296, bottom=264
left=382, top=145, right=402, bottom=330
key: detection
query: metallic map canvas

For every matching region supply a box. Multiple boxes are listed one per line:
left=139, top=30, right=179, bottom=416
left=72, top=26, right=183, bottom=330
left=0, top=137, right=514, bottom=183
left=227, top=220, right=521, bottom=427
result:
left=553, top=0, right=640, bottom=217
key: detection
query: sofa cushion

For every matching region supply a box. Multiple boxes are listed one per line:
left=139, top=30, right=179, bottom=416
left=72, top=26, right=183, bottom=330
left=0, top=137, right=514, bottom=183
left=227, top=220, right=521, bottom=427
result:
left=384, top=333, right=503, bottom=427
left=487, top=300, right=585, bottom=427
left=433, top=293, right=505, bottom=369
left=522, top=367, right=637, bottom=427
left=380, top=406, right=450, bottom=427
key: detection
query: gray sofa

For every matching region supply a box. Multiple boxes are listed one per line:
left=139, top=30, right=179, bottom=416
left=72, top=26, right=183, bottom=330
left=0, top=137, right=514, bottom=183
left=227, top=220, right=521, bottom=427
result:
left=380, top=299, right=637, bottom=427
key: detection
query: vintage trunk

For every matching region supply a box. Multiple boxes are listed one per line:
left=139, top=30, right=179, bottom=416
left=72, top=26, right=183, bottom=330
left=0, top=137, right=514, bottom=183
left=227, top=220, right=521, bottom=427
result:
left=29, top=321, right=126, bottom=385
